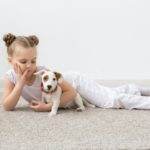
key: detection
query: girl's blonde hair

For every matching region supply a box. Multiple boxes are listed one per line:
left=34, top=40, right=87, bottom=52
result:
left=3, top=33, right=39, bottom=56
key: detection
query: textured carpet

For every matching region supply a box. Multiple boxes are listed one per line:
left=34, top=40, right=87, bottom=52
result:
left=1, top=80, right=150, bottom=149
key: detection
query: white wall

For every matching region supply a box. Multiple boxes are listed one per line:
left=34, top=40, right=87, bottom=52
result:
left=0, top=0, right=150, bottom=80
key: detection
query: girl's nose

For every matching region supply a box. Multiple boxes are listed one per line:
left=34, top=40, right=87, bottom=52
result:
left=26, top=62, right=31, bottom=68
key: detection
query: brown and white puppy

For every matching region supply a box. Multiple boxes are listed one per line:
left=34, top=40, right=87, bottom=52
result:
left=34, top=69, right=89, bottom=117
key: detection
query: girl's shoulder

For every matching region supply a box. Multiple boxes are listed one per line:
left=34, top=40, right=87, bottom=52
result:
left=4, top=68, right=16, bottom=85
left=4, top=65, right=48, bottom=84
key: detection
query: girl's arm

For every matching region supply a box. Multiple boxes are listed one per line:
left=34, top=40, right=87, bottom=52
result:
left=2, top=64, right=31, bottom=111
left=2, top=78, right=24, bottom=111
left=29, top=80, right=77, bottom=112
left=29, top=100, right=52, bottom=112
left=59, top=80, right=77, bottom=107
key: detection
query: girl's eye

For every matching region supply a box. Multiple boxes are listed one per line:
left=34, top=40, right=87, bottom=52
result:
left=20, top=61, right=36, bottom=64
left=20, top=61, right=26, bottom=64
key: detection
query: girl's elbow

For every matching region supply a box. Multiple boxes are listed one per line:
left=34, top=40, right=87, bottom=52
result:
left=4, top=107, right=14, bottom=111
left=2, top=102, right=14, bottom=111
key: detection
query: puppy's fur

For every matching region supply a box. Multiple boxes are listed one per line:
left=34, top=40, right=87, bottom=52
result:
left=34, top=69, right=95, bottom=117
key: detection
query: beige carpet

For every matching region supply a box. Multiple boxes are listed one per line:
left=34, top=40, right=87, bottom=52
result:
left=1, top=80, right=150, bottom=149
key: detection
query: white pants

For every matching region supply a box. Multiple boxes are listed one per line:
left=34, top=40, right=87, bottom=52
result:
left=63, top=71, right=150, bottom=110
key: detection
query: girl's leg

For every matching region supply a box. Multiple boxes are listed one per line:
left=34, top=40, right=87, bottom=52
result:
left=116, top=93, right=150, bottom=110
left=111, top=84, right=141, bottom=95
left=137, top=86, right=150, bottom=96
left=75, top=73, right=116, bottom=108
left=112, top=84, right=150, bottom=96
left=64, top=71, right=150, bottom=109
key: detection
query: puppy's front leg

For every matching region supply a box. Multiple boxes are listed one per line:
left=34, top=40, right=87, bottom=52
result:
left=49, top=98, right=60, bottom=117
left=42, top=93, right=48, bottom=104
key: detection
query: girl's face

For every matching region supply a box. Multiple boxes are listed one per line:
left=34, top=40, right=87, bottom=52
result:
left=9, top=45, right=37, bottom=77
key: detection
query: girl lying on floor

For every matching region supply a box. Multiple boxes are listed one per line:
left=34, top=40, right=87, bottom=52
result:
left=2, top=33, right=150, bottom=111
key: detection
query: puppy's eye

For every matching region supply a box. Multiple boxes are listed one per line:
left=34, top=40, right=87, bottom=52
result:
left=43, top=75, right=48, bottom=81
left=53, top=78, right=56, bottom=81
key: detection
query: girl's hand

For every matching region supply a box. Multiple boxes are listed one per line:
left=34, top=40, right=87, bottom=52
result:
left=29, top=100, right=52, bottom=112
left=13, top=63, right=30, bottom=85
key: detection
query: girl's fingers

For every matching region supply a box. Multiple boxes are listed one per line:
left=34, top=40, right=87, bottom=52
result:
left=17, top=63, right=22, bottom=75
left=29, top=104, right=38, bottom=108
left=31, top=101, right=39, bottom=106
left=30, top=100, right=40, bottom=105
left=23, top=68, right=30, bottom=78
left=14, top=63, right=20, bottom=75
left=14, top=63, right=17, bottom=74
left=16, top=63, right=19, bottom=74
left=29, top=103, right=39, bottom=111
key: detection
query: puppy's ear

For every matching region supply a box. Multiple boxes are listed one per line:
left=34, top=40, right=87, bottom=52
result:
left=54, top=72, right=63, bottom=84
left=34, top=69, right=46, bottom=76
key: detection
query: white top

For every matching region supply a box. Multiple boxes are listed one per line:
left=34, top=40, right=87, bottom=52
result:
left=4, top=66, right=80, bottom=103
left=4, top=66, right=47, bottom=102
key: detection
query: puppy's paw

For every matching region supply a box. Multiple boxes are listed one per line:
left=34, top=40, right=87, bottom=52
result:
left=76, top=107, right=85, bottom=111
left=49, top=112, right=57, bottom=117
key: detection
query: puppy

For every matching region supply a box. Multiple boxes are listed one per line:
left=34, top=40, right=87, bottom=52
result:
left=34, top=69, right=95, bottom=116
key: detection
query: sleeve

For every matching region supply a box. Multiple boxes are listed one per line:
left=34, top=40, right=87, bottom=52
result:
left=4, top=70, right=16, bottom=85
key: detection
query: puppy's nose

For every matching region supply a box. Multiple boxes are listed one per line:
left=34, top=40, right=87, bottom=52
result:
left=47, top=85, right=52, bottom=90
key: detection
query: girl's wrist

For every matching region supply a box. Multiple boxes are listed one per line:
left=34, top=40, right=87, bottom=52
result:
left=16, top=80, right=25, bottom=89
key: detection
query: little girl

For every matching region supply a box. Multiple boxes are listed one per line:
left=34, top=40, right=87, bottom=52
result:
left=2, top=33, right=77, bottom=112
left=2, top=33, right=150, bottom=112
